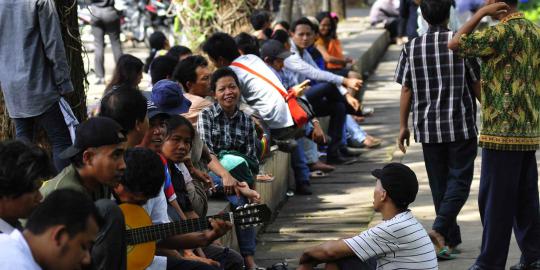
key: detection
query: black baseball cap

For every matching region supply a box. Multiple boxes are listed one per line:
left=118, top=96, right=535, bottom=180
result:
left=371, top=163, right=419, bottom=208
left=261, top=39, right=293, bottom=60
left=59, top=117, right=126, bottom=159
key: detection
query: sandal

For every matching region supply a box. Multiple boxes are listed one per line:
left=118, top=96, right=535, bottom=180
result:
left=309, top=170, right=328, bottom=178
left=308, top=161, right=335, bottom=173
left=436, top=246, right=455, bottom=260
left=429, top=230, right=455, bottom=260
left=363, top=136, right=382, bottom=148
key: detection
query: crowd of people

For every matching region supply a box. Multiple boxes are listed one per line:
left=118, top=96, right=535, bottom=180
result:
left=0, top=0, right=538, bottom=269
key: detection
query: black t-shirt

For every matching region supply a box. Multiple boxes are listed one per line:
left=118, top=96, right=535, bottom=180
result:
left=166, top=160, right=194, bottom=213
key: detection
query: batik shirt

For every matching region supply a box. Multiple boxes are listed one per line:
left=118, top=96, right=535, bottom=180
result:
left=458, top=13, right=540, bottom=151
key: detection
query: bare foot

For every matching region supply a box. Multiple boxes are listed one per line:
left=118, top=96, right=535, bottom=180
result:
left=236, top=183, right=261, bottom=203
left=428, top=230, right=446, bottom=250
left=256, top=173, right=275, bottom=182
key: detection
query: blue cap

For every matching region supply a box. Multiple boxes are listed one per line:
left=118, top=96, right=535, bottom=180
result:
left=151, top=79, right=192, bottom=115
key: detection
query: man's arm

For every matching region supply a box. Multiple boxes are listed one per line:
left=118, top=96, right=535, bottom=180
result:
left=158, top=219, right=232, bottom=250
left=37, top=0, right=73, bottom=95
left=448, top=2, right=509, bottom=51
left=298, top=240, right=354, bottom=266
left=398, top=85, right=412, bottom=153
left=284, top=55, right=344, bottom=86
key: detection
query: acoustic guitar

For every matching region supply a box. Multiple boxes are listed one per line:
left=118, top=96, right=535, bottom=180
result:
left=120, top=203, right=271, bottom=270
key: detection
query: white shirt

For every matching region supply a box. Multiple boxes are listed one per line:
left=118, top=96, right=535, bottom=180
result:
left=0, top=230, right=42, bottom=269
left=142, top=189, right=170, bottom=270
left=0, top=218, right=15, bottom=234
left=229, top=54, right=294, bottom=129
left=370, top=0, right=400, bottom=24
left=343, top=211, right=438, bottom=270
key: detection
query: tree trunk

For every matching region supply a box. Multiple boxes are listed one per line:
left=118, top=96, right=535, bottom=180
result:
left=54, top=0, right=87, bottom=121
left=0, top=0, right=87, bottom=140
left=214, top=0, right=266, bottom=36
left=302, top=0, right=322, bottom=17
left=276, top=0, right=293, bottom=24
left=331, top=0, right=346, bottom=20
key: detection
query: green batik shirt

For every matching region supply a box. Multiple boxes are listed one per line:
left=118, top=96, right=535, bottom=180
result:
left=458, top=13, right=540, bottom=151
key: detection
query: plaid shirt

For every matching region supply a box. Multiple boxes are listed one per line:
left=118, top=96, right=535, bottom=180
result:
left=395, top=26, right=481, bottom=143
left=197, top=103, right=258, bottom=162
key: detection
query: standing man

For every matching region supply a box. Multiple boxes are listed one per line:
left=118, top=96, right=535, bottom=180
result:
left=449, top=1, right=540, bottom=269
left=397, top=0, right=480, bottom=259
left=0, top=0, right=74, bottom=172
left=90, top=0, right=123, bottom=84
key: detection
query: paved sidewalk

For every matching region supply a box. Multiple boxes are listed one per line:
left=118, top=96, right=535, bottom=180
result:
left=395, top=135, right=540, bottom=269
left=254, top=45, right=405, bottom=268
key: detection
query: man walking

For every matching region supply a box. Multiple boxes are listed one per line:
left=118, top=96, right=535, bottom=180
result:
left=397, top=0, right=481, bottom=259
left=449, top=1, right=540, bottom=269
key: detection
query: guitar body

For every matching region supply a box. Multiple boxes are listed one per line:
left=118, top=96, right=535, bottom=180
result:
left=119, top=204, right=156, bottom=270
left=120, top=202, right=271, bottom=270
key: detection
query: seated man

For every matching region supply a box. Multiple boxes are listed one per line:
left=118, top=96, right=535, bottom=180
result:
left=298, top=163, right=438, bottom=270
left=173, top=55, right=213, bottom=126
left=40, top=117, right=128, bottom=270
left=0, top=140, right=54, bottom=234
left=201, top=32, right=297, bottom=143
left=0, top=189, right=101, bottom=269
left=114, top=147, right=233, bottom=270
left=150, top=55, right=179, bottom=85
left=260, top=39, right=328, bottom=195
left=99, top=85, right=149, bottom=148
left=369, top=0, right=401, bottom=40
left=285, top=17, right=366, bottom=164
left=250, top=9, right=273, bottom=41
left=197, top=67, right=263, bottom=269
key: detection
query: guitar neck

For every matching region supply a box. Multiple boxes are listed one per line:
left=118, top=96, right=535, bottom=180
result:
left=127, top=213, right=231, bottom=245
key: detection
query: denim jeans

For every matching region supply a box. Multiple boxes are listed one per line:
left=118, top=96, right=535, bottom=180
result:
left=13, top=102, right=72, bottom=172
left=344, top=115, right=367, bottom=145
left=475, top=149, right=540, bottom=269
left=291, top=139, right=310, bottom=187
left=304, top=82, right=349, bottom=157
left=93, top=199, right=127, bottom=270
left=421, top=138, right=477, bottom=247
left=301, top=138, right=319, bottom=164
left=209, top=173, right=257, bottom=256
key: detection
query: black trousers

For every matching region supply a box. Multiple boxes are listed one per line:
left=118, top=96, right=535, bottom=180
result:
left=421, top=138, right=477, bottom=247
left=90, top=6, right=123, bottom=79
left=475, top=149, right=540, bottom=269
left=92, top=199, right=127, bottom=270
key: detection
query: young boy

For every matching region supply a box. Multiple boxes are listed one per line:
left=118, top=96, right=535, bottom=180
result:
left=297, top=163, right=437, bottom=270
left=396, top=0, right=481, bottom=258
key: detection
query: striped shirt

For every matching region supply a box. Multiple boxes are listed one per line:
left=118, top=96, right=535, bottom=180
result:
left=344, top=211, right=438, bottom=270
left=395, top=26, right=480, bottom=143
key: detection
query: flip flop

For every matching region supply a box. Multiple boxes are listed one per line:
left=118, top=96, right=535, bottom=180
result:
left=436, top=247, right=455, bottom=260
left=309, top=170, right=328, bottom=178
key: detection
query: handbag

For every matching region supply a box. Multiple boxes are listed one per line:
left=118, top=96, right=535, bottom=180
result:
left=230, top=62, right=312, bottom=127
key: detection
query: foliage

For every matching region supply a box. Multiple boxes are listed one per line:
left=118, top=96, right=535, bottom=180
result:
left=172, top=0, right=217, bottom=50
left=521, top=1, right=540, bottom=24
